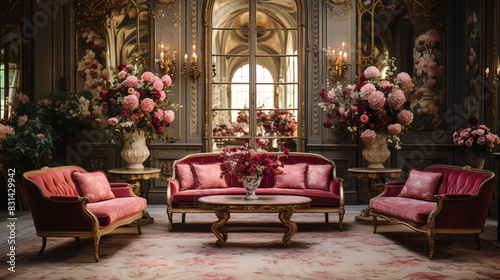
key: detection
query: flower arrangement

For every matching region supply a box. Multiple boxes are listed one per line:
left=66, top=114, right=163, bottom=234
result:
left=98, top=65, right=177, bottom=143
left=255, top=110, right=298, bottom=137
left=319, top=59, right=414, bottom=149
left=453, top=116, right=500, bottom=157
left=219, top=140, right=289, bottom=180
left=77, top=30, right=109, bottom=97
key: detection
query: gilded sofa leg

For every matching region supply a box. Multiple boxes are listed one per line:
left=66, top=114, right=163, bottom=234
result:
left=75, top=237, right=80, bottom=243
left=324, top=213, right=329, bottom=223
left=475, top=233, right=482, bottom=249
left=167, top=207, right=173, bottom=231
left=427, top=230, right=435, bottom=259
left=137, top=218, right=142, bottom=235
left=339, top=208, right=345, bottom=231
left=372, top=216, right=378, bottom=233
left=182, top=213, right=186, bottom=224
left=39, top=237, right=47, bottom=256
left=93, top=235, right=101, bottom=262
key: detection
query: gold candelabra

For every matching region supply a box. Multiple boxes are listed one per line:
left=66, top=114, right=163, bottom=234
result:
left=181, top=45, right=202, bottom=80
left=157, top=43, right=175, bottom=77
left=324, top=42, right=351, bottom=82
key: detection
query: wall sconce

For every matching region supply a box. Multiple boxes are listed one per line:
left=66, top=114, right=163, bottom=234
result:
left=324, top=42, right=351, bottom=83
left=181, top=45, right=202, bottom=80
left=157, top=43, right=175, bottom=77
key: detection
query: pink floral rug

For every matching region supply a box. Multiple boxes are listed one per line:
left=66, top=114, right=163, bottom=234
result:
left=1, top=213, right=499, bottom=279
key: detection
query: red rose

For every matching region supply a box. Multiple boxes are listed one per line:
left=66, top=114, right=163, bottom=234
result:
left=120, top=110, right=129, bottom=118
left=468, top=116, right=479, bottom=127
left=358, top=105, right=366, bottom=112
left=359, top=73, right=367, bottom=84
left=369, top=123, right=375, bottom=129
left=156, top=126, right=163, bottom=133
left=102, top=103, right=109, bottom=110
left=323, top=119, right=332, bottom=128
left=283, top=147, right=290, bottom=156
left=376, top=123, right=385, bottom=131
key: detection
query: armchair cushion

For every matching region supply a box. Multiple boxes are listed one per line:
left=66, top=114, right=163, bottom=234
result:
left=307, top=164, right=333, bottom=190
left=176, top=163, right=196, bottom=190
left=275, top=163, right=307, bottom=189
left=72, top=171, right=115, bottom=203
left=86, top=197, right=147, bottom=228
left=192, top=163, right=228, bottom=189
left=370, top=196, right=437, bottom=224
left=399, top=169, right=443, bottom=201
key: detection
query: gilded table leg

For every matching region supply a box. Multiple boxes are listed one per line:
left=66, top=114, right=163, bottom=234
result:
left=212, top=208, right=230, bottom=246
left=279, top=209, right=297, bottom=247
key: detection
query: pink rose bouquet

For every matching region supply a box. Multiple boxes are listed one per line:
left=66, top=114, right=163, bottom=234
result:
left=453, top=116, right=500, bottom=156
left=98, top=66, right=177, bottom=143
left=319, top=59, right=415, bottom=149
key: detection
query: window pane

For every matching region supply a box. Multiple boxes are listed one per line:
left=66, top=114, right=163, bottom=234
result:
left=256, top=56, right=298, bottom=83
left=212, top=56, right=249, bottom=83
left=212, top=30, right=249, bottom=55
left=256, top=84, right=297, bottom=109
left=213, top=0, right=249, bottom=29
left=255, top=109, right=298, bottom=137
left=212, top=110, right=250, bottom=137
left=256, top=30, right=298, bottom=55
left=230, top=83, right=250, bottom=109
left=212, top=138, right=251, bottom=152
left=212, top=83, right=250, bottom=109
left=256, top=0, right=298, bottom=29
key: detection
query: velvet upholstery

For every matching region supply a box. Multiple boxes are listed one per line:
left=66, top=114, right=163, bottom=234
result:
left=369, top=165, right=496, bottom=259
left=274, top=163, right=308, bottom=189
left=22, top=166, right=146, bottom=262
left=176, top=163, right=196, bottom=190
left=167, top=152, right=345, bottom=231
left=307, top=165, right=333, bottom=190
left=72, top=171, right=116, bottom=203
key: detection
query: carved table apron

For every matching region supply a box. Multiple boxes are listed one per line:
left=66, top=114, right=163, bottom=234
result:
left=199, top=195, right=311, bottom=247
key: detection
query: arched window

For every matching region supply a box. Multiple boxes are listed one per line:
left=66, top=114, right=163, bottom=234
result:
left=207, top=0, right=303, bottom=151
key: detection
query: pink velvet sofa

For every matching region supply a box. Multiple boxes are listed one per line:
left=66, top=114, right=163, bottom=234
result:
left=22, top=166, right=147, bottom=262
left=166, top=152, right=345, bottom=231
left=369, top=165, right=495, bottom=259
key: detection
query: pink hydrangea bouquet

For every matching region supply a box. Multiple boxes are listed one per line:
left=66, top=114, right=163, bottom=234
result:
left=319, top=60, right=414, bottom=149
left=98, top=65, right=177, bottom=143
left=453, top=116, right=500, bottom=156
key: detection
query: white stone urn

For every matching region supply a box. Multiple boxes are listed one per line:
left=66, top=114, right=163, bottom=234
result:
left=362, top=133, right=391, bottom=169
left=121, top=130, right=150, bottom=170
left=241, top=176, right=263, bottom=200
left=464, top=150, right=486, bottom=169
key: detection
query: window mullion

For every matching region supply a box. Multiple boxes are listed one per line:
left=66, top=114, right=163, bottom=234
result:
left=249, top=0, right=257, bottom=148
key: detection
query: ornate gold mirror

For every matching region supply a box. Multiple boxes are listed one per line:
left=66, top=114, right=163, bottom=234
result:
left=75, top=0, right=151, bottom=94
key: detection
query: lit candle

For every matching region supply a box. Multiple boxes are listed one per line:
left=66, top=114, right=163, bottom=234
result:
left=342, top=42, right=345, bottom=50
left=338, top=51, right=343, bottom=63
left=497, top=66, right=500, bottom=75
left=193, top=53, right=197, bottom=63
left=343, top=52, right=347, bottom=62
left=184, top=54, right=187, bottom=64
left=160, top=51, right=164, bottom=61
left=486, top=67, right=490, bottom=78
left=172, top=51, right=176, bottom=61
left=191, top=45, right=196, bottom=63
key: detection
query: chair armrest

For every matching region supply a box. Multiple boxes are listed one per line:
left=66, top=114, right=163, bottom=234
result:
left=110, top=182, right=129, bottom=188
left=376, top=181, right=405, bottom=197
left=31, top=196, right=96, bottom=232
left=166, top=178, right=180, bottom=206
left=431, top=193, right=490, bottom=229
left=435, top=194, right=472, bottom=200
left=111, top=187, right=136, bottom=198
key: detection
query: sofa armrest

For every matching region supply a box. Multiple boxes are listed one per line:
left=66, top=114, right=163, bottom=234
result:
left=431, top=193, right=490, bottom=229
left=49, top=195, right=83, bottom=202
left=377, top=181, right=406, bottom=197
left=166, top=178, right=180, bottom=206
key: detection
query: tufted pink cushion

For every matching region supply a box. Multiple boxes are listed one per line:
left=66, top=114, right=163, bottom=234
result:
left=370, top=196, right=436, bottom=224
left=275, top=163, right=307, bottom=189
left=307, top=164, right=333, bottom=190
left=176, top=163, right=196, bottom=190
left=192, top=163, right=228, bottom=189
left=399, top=169, right=443, bottom=201
left=72, top=171, right=115, bottom=203
left=86, top=197, right=147, bottom=228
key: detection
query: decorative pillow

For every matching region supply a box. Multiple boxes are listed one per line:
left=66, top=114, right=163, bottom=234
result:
left=275, top=163, right=308, bottom=189
left=399, top=169, right=443, bottom=201
left=176, top=163, right=196, bottom=190
left=191, top=163, right=228, bottom=189
left=307, top=164, right=333, bottom=190
left=72, top=171, right=115, bottom=203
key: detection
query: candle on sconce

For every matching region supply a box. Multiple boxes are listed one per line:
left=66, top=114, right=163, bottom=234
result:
left=497, top=66, right=500, bottom=75
left=338, top=51, right=343, bottom=64
left=172, top=51, right=177, bottom=61
left=193, top=53, right=198, bottom=63
left=184, top=54, right=188, bottom=64
left=160, top=51, right=164, bottom=61
left=486, top=67, right=490, bottom=78
left=342, top=42, right=345, bottom=50
left=343, top=52, right=347, bottom=62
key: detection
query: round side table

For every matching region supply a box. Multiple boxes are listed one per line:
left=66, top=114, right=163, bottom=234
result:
left=348, top=167, right=401, bottom=222
left=108, top=167, right=161, bottom=225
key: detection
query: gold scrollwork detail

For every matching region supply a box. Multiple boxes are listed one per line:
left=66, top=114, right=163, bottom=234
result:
left=0, top=0, right=23, bottom=26
left=403, top=0, right=447, bottom=37
left=324, top=0, right=352, bottom=21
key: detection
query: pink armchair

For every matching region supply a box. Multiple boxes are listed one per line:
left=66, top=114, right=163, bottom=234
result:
left=369, top=165, right=495, bottom=259
left=22, top=166, right=147, bottom=262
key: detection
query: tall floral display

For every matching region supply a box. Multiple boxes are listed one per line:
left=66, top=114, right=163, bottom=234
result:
left=410, top=29, right=445, bottom=130
left=98, top=66, right=176, bottom=169
left=319, top=60, right=414, bottom=168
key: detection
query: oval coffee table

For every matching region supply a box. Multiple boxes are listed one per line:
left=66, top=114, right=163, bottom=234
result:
left=199, top=195, right=311, bottom=247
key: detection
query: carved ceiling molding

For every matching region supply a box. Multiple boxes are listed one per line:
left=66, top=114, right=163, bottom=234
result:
left=403, top=0, right=447, bottom=36
left=324, top=0, right=352, bottom=21
left=0, top=0, right=23, bottom=26
left=74, top=0, right=150, bottom=35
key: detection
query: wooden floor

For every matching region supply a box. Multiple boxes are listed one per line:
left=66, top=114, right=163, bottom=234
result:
left=1, top=205, right=498, bottom=255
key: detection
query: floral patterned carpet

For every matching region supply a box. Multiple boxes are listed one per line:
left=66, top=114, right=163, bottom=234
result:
left=1, top=213, right=499, bottom=280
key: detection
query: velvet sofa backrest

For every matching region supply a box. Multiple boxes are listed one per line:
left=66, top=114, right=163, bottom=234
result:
left=174, top=152, right=335, bottom=188
left=24, top=166, right=84, bottom=197
left=425, top=166, right=493, bottom=195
